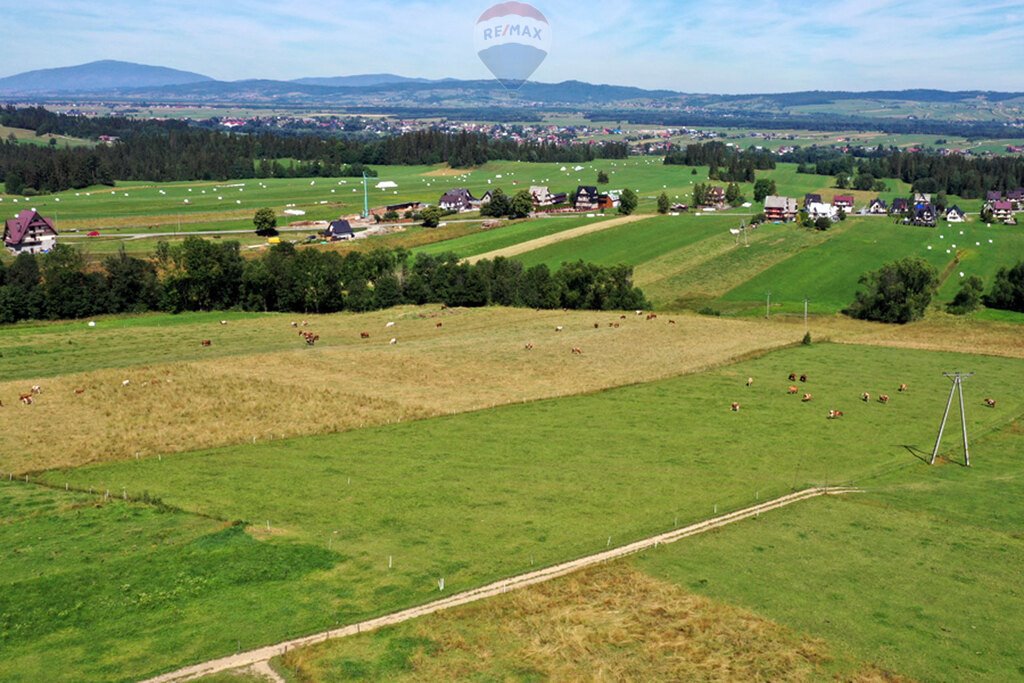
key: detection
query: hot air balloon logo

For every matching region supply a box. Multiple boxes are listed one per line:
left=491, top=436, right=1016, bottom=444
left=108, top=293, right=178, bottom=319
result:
left=474, top=2, right=552, bottom=89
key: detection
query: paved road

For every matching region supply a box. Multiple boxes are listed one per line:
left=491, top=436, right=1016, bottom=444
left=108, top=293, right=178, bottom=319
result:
left=139, top=486, right=862, bottom=683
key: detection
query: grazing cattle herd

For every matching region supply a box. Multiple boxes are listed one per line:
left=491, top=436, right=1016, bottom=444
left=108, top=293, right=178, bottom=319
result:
left=730, top=371, right=980, bottom=424
left=0, top=314, right=1003, bottom=433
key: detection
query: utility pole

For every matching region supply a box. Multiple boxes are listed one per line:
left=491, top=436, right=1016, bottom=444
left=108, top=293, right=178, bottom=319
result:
left=765, top=291, right=771, bottom=319
left=362, top=172, right=370, bottom=220
left=931, top=372, right=974, bottom=467
left=804, top=298, right=809, bottom=333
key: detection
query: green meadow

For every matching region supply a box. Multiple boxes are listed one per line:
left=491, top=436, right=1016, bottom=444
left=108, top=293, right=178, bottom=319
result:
left=6, top=343, right=1017, bottom=680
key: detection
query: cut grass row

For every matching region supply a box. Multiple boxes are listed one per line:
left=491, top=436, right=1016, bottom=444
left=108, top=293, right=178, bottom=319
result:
left=12, top=343, right=1020, bottom=681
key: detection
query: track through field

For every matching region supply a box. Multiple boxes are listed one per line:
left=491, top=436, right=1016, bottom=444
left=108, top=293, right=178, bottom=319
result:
left=140, top=486, right=862, bottom=683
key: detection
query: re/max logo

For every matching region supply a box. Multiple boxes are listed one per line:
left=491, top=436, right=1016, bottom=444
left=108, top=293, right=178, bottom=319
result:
left=482, top=24, right=544, bottom=41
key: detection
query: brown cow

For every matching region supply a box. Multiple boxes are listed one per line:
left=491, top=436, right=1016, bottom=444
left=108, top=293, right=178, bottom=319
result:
left=594, top=323, right=600, bottom=329
left=731, top=402, right=741, bottom=412
left=800, top=374, right=808, bottom=383
left=802, top=393, right=813, bottom=403
left=524, top=343, right=534, bottom=351
left=360, top=332, right=370, bottom=339
left=899, top=383, right=909, bottom=393
left=828, top=409, right=845, bottom=420
left=879, top=394, right=890, bottom=404
left=31, top=385, right=42, bottom=395
left=746, top=377, right=754, bottom=387
left=862, top=392, right=871, bottom=403
left=788, top=386, right=799, bottom=395
left=74, top=388, right=86, bottom=395
left=19, top=393, right=33, bottom=405
left=985, top=398, right=997, bottom=408
left=571, top=347, right=583, bottom=355
left=437, top=323, right=444, bottom=329
left=669, top=320, right=677, bottom=325
left=291, top=322, right=298, bottom=328
left=201, top=340, right=212, bottom=347
left=789, top=373, right=798, bottom=382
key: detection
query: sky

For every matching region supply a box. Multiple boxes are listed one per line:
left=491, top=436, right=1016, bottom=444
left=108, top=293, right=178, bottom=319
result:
left=2, top=0, right=1023, bottom=93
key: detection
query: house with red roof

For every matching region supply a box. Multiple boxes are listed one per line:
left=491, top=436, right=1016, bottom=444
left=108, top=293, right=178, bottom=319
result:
left=833, top=195, right=855, bottom=210
left=4, top=210, right=58, bottom=255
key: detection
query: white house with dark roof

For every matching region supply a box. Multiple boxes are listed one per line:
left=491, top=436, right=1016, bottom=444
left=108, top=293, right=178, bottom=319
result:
left=945, top=206, right=965, bottom=223
left=4, top=210, right=57, bottom=255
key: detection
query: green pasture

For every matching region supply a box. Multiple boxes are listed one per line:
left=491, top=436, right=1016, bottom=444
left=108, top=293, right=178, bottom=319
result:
left=0, top=310, right=278, bottom=380
left=14, top=343, right=1020, bottom=681
left=635, top=412, right=1024, bottom=682
left=0, top=125, right=93, bottom=148
left=512, top=213, right=733, bottom=271
left=413, top=214, right=618, bottom=258
left=722, top=218, right=1024, bottom=315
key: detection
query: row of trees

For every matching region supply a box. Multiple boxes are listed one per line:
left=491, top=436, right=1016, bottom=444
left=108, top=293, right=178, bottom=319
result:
left=846, top=258, right=1024, bottom=324
left=664, top=142, right=776, bottom=183
left=0, top=240, right=648, bottom=323
left=789, top=145, right=1024, bottom=199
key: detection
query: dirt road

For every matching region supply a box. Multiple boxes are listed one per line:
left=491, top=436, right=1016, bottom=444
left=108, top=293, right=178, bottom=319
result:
left=140, top=486, right=861, bottom=683
left=466, top=214, right=651, bottom=264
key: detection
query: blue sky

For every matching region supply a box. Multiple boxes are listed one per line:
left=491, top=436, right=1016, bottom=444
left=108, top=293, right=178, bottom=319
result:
left=3, top=0, right=1023, bottom=92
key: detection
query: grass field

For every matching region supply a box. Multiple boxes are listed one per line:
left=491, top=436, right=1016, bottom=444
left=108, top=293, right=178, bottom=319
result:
left=6, top=342, right=1016, bottom=680
left=0, top=307, right=806, bottom=473
left=281, top=563, right=860, bottom=681
left=0, top=124, right=93, bottom=148
left=292, top=414, right=1024, bottom=682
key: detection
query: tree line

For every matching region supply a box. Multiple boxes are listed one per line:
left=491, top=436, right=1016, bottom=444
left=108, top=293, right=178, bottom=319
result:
left=785, top=145, right=1024, bottom=198
left=846, top=257, right=1024, bottom=324
left=664, top=141, right=776, bottom=182
left=0, top=240, right=647, bottom=323
left=0, top=107, right=628, bottom=195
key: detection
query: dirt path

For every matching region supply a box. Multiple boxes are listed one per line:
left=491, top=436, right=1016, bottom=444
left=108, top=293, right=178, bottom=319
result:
left=139, top=486, right=861, bottom=683
left=466, top=214, right=652, bottom=264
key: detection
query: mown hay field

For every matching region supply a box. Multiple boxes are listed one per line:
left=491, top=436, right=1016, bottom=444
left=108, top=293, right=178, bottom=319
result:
left=0, top=307, right=803, bottom=474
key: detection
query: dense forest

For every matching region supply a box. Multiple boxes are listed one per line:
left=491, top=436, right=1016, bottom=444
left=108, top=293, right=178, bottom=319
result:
left=0, top=106, right=628, bottom=194
left=595, top=110, right=1023, bottom=139
left=0, top=240, right=647, bottom=323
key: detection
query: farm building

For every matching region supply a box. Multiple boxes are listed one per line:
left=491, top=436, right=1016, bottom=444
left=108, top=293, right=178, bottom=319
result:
left=763, top=195, right=798, bottom=222
left=324, top=219, right=355, bottom=241
left=990, top=200, right=1015, bottom=223
left=807, top=202, right=838, bottom=221
left=804, top=193, right=822, bottom=208
left=704, top=186, right=726, bottom=208
left=833, top=195, right=855, bottom=210
left=4, top=209, right=58, bottom=255
left=867, top=198, right=888, bottom=214
left=890, top=198, right=910, bottom=215
left=530, top=186, right=567, bottom=208
left=911, top=204, right=937, bottom=227
left=574, top=186, right=601, bottom=211
left=945, top=206, right=966, bottom=223
left=439, top=188, right=477, bottom=212
left=1008, top=189, right=1024, bottom=210
left=371, top=202, right=424, bottom=218
left=598, top=192, right=620, bottom=210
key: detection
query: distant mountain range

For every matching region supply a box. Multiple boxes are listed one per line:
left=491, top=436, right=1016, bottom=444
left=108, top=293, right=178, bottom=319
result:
left=0, top=60, right=213, bottom=93
left=1, top=61, right=1022, bottom=121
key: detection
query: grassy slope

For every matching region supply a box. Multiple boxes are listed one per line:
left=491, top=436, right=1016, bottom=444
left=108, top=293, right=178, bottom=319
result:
left=11, top=343, right=1019, bottom=680
left=634, top=415, right=1024, bottom=682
